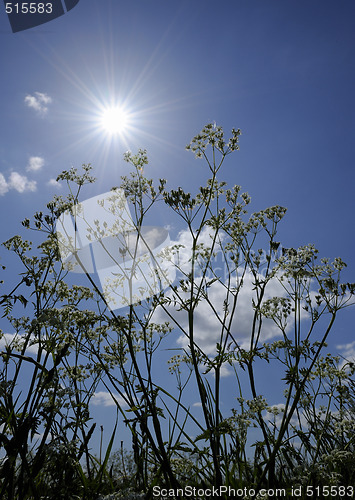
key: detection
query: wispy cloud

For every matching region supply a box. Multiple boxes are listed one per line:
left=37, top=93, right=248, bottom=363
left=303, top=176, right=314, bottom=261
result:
left=24, top=92, right=52, bottom=116
left=8, top=172, right=36, bottom=193
left=1, top=156, right=52, bottom=195
left=336, top=340, right=355, bottom=368
left=0, top=332, right=39, bottom=355
left=33, top=432, right=52, bottom=443
left=47, top=178, right=61, bottom=188
left=0, top=171, right=37, bottom=195
left=27, top=156, right=45, bottom=172
left=91, top=391, right=128, bottom=408
left=264, top=403, right=308, bottom=430
left=0, top=173, right=9, bottom=195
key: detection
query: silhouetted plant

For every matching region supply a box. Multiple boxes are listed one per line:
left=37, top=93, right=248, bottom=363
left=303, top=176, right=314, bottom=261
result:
left=0, top=125, right=354, bottom=499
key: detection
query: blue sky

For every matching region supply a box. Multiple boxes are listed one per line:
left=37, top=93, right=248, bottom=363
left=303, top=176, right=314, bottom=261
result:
left=0, top=0, right=354, bottom=454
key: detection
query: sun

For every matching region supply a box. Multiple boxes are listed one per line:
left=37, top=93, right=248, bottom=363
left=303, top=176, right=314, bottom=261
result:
left=100, top=106, right=129, bottom=135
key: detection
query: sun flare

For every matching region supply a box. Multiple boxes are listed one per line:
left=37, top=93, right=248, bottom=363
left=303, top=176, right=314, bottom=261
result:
left=100, top=106, right=129, bottom=135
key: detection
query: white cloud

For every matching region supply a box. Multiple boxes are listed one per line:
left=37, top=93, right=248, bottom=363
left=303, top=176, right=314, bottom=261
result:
left=47, top=178, right=61, bottom=188
left=24, top=92, right=52, bottom=116
left=336, top=340, right=355, bottom=368
left=152, top=270, right=288, bottom=359
left=170, top=227, right=225, bottom=275
left=0, top=171, right=37, bottom=196
left=0, top=332, right=39, bottom=355
left=149, top=227, right=296, bottom=376
left=264, top=403, right=308, bottom=430
left=33, top=432, right=52, bottom=443
left=27, top=156, right=44, bottom=172
left=264, top=403, right=286, bottom=429
left=8, top=172, right=36, bottom=193
left=91, top=391, right=128, bottom=408
left=0, top=173, right=9, bottom=195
